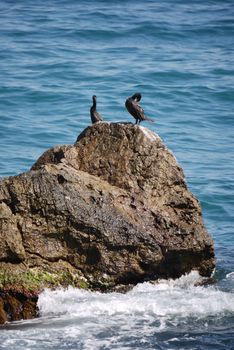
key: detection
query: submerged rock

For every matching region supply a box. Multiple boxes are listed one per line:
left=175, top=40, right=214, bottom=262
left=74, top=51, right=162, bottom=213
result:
left=0, top=122, right=215, bottom=323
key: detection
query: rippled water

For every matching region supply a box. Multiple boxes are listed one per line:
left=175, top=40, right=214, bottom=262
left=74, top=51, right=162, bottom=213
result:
left=0, top=0, right=233, bottom=349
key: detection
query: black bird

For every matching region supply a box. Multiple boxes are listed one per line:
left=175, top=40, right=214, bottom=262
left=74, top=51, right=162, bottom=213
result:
left=90, top=95, right=103, bottom=124
left=125, top=93, right=154, bottom=124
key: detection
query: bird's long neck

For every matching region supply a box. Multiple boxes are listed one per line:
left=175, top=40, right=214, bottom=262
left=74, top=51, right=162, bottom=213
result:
left=92, top=98, right=96, bottom=109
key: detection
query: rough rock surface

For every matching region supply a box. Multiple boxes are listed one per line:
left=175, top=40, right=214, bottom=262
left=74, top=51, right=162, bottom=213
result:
left=0, top=291, right=38, bottom=324
left=0, top=122, right=215, bottom=323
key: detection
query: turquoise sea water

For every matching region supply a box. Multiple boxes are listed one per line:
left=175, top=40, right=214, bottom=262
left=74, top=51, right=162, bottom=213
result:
left=0, top=0, right=234, bottom=349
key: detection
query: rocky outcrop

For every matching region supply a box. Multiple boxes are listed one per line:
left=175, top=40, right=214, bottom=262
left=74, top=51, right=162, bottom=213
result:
left=0, top=291, right=38, bottom=324
left=0, top=122, right=215, bottom=323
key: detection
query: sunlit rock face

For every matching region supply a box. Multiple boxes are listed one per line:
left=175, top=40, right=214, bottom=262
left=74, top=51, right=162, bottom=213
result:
left=0, top=122, right=215, bottom=303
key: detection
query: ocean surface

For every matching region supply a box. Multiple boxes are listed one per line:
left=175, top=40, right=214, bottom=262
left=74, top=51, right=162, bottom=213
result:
left=0, top=0, right=233, bottom=349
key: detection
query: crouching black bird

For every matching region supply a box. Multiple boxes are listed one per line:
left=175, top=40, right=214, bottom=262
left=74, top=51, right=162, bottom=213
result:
left=125, top=93, right=154, bottom=124
left=90, top=95, right=103, bottom=124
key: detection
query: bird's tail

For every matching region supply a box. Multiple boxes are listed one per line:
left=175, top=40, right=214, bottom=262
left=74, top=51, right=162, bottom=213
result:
left=144, top=116, right=155, bottom=123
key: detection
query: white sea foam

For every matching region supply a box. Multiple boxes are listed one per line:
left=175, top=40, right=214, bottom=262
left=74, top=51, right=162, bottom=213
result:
left=226, top=271, right=234, bottom=279
left=1, top=272, right=233, bottom=350
left=38, top=271, right=234, bottom=322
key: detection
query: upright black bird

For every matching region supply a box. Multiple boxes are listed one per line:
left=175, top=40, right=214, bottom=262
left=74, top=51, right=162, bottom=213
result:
left=125, top=93, right=154, bottom=124
left=90, top=95, right=103, bottom=124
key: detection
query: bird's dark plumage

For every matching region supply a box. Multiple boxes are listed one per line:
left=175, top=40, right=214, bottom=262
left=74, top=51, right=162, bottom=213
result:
left=90, top=95, right=103, bottom=124
left=125, top=93, right=154, bottom=124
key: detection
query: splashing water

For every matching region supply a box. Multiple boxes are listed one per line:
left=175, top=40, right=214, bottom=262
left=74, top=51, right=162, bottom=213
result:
left=1, top=272, right=234, bottom=350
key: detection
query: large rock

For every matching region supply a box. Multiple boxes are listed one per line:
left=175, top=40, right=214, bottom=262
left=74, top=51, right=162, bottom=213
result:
left=0, top=122, right=215, bottom=321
